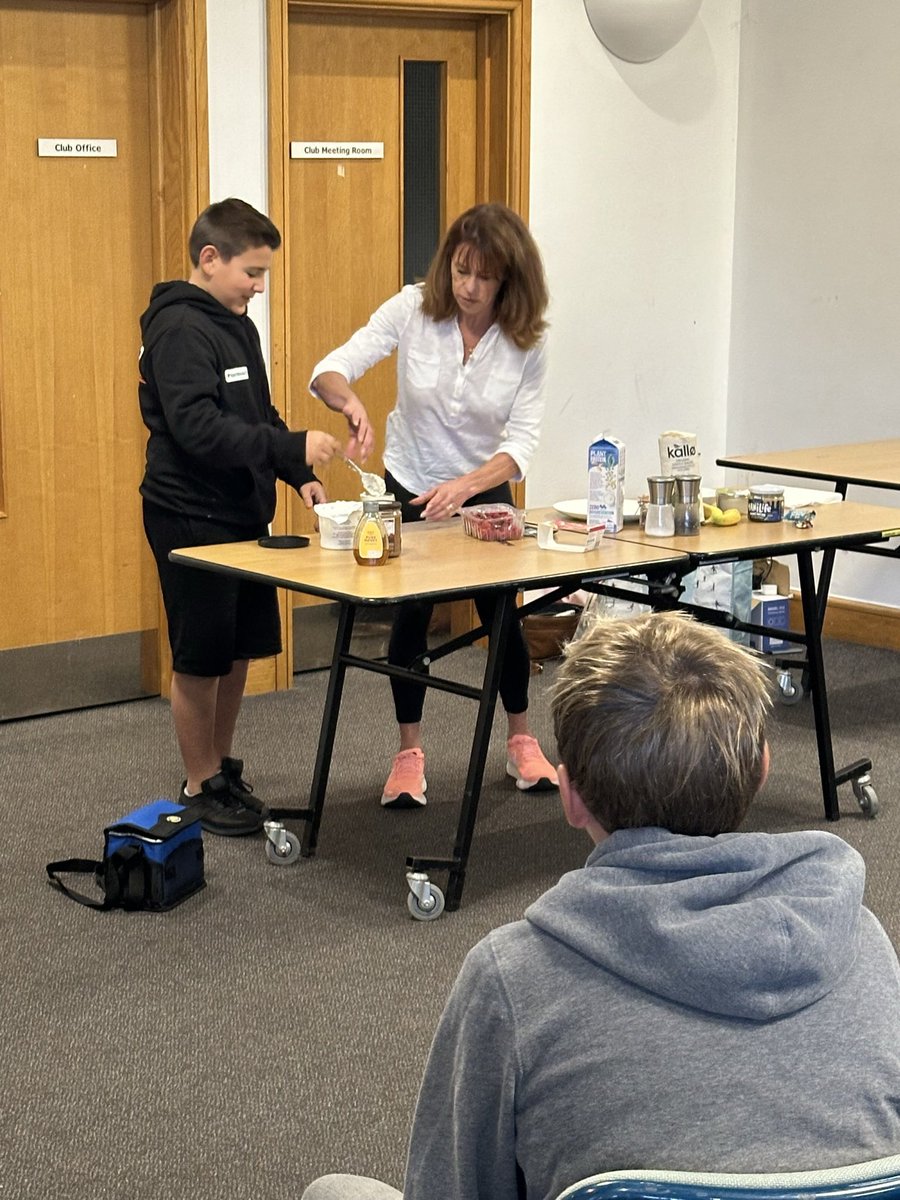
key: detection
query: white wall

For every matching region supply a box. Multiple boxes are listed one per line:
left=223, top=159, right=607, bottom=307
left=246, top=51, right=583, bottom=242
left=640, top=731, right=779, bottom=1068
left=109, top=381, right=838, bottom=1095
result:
left=528, top=0, right=741, bottom=506
left=204, top=0, right=900, bottom=609
left=206, top=0, right=272, bottom=361
left=727, top=0, right=900, bottom=605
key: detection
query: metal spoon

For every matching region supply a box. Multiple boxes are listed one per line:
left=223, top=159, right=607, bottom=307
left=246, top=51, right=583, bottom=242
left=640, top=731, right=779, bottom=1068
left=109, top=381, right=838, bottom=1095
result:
left=338, top=452, right=386, bottom=497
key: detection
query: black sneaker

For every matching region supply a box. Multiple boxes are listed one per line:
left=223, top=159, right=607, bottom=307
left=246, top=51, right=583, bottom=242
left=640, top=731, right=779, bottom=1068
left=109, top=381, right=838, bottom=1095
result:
left=180, top=771, right=263, bottom=837
left=220, top=756, right=268, bottom=818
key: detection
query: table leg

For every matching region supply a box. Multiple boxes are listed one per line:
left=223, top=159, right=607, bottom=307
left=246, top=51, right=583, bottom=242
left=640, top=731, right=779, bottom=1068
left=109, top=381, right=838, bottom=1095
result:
left=301, top=600, right=356, bottom=856
left=407, top=587, right=517, bottom=912
left=796, top=550, right=840, bottom=820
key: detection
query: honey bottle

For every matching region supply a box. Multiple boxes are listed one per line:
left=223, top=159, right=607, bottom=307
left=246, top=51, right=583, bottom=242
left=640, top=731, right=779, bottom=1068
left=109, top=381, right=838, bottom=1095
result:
left=353, top=498, right=389, bottom=566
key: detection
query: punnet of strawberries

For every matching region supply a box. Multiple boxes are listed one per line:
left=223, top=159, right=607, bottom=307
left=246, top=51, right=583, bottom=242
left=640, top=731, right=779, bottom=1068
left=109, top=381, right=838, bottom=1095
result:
left=460, top=503, right=525, bottom=542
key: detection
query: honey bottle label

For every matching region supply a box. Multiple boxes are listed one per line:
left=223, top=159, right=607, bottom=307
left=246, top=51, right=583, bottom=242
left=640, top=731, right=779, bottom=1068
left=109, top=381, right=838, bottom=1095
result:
left=358, top=520, right=384, bottom=557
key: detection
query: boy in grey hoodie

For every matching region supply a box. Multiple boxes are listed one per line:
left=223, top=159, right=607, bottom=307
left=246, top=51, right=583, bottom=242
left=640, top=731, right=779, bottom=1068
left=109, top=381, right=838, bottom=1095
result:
left=302, top=613, right=900, bottom=1200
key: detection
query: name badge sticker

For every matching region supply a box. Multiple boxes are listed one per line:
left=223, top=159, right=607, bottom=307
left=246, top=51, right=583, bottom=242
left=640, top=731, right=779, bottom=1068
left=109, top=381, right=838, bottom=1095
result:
left=224, top=366, right=250, bottom=383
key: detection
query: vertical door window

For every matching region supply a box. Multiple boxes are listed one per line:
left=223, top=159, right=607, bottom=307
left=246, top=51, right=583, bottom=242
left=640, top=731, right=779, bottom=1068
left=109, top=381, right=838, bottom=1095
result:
left=402, top=60, right=444, bottom=285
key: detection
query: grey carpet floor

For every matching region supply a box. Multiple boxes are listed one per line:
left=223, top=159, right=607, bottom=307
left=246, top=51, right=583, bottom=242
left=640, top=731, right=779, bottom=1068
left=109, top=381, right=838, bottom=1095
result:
left=1, top=639, right=898, bottom=1199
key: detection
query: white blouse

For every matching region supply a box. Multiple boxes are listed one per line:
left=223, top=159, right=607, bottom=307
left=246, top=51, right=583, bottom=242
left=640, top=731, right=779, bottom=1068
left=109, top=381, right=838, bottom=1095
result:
left=309, top=284, right=548, bottom=496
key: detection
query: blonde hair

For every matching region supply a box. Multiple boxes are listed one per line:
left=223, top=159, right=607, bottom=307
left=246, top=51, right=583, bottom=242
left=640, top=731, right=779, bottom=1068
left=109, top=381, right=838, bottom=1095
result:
left=551, top=612, right=772, bottom=836
left=420, top=204, right=548, bottom=350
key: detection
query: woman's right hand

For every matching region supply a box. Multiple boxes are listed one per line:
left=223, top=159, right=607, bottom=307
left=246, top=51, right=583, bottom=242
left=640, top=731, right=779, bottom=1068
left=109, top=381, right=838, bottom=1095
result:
left=341, top=393, right=374, bottom=461
left=305, top=430, right=342, bottom=467
left=312, top=372, right=375, bottom=460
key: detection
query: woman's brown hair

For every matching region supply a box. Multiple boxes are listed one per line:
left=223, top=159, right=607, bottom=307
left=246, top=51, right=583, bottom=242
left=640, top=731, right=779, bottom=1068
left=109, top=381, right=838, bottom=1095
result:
left=421, top=204, right=549, bottom=350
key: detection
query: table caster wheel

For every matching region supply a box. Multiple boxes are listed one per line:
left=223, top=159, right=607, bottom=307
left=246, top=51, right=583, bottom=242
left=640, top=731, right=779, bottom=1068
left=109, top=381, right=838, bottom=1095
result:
left=263, top=821, right=302, bottom=865
left=852, top=775, right=879, bottom=818
left=777, top=669, right=804, bottom=705
left=406, top=870, right=445, bottom=921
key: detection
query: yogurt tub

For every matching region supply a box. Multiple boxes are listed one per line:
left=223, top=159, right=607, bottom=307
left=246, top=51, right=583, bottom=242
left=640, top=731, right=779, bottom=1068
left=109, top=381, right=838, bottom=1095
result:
left=314, top=500, right=363, bottom=549
left=748, top=485, right=785, bottom=522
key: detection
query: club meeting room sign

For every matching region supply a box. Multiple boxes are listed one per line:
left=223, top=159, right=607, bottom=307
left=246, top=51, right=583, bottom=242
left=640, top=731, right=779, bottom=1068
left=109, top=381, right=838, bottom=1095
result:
left=291, top=141, right=384, bottom=159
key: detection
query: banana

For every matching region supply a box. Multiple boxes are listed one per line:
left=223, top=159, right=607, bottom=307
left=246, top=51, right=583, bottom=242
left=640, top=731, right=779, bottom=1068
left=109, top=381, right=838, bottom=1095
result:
left=703, top=503, right=741, bottom=526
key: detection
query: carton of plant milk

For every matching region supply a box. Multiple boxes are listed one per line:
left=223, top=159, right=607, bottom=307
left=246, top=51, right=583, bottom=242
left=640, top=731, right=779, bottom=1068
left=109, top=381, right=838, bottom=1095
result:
left=750, top=584, right=792, bottom=654
left=587, top=434, right=626, bottom=533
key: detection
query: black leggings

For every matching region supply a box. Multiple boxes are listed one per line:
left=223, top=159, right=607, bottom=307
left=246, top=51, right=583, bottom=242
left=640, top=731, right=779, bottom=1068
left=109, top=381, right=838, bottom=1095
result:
left=385, top=471, right=532, bottom=724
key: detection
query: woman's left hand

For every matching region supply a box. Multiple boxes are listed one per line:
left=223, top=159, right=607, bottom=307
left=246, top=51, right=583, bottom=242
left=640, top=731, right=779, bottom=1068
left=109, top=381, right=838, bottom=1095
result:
left=412, top=484, right=464, bottom=521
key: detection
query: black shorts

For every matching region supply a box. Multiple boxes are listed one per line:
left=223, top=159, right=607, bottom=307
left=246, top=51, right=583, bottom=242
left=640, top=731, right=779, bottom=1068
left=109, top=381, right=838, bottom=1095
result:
left=143, top=501, right=281, bottom=677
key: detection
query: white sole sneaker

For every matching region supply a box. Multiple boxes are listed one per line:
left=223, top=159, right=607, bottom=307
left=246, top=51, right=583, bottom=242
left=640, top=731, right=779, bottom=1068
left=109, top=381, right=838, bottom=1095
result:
left=506, top=762, right=557, bottom=792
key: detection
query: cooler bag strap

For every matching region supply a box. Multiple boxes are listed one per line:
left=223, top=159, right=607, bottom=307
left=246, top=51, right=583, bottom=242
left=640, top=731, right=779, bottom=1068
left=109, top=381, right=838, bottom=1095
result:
left=104, top=846, right=147, bottom=910
left=46, top=845, right=147, bottom=911
left=45, top=858, right=111, bottom=909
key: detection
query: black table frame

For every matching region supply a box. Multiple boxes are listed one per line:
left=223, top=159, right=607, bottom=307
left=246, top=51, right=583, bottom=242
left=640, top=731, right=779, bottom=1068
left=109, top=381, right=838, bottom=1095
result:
left=717, top=451, right=900, bottom=635
left=246, top=567, right=683, bottom=912
left=593, top=522, right=895, bottom=821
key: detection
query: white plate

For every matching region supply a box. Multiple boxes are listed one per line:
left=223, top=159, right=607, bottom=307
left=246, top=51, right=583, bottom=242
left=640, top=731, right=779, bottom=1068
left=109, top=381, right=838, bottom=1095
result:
left=553, top=498, right=641, bottom=523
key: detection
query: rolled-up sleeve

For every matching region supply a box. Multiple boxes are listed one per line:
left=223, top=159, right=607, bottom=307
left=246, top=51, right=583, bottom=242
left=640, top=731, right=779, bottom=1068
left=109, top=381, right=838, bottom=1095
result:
left=495, top=337, right=548, bottom=479
left=308, top=286, right=421, bottom=393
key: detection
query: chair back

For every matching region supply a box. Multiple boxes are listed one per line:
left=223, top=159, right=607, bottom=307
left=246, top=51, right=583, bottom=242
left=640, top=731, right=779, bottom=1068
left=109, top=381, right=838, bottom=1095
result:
left=557, top=1155, right=900, bottom=1200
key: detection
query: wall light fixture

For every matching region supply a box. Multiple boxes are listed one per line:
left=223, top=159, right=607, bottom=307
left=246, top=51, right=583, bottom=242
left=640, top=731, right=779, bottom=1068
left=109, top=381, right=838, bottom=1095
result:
left=583, top=0, right=703, bottom=63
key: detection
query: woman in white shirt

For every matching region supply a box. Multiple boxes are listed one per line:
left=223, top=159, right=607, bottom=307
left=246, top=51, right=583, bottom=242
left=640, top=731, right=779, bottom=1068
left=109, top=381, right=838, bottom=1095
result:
left=310, top=203, right=557, bottom=808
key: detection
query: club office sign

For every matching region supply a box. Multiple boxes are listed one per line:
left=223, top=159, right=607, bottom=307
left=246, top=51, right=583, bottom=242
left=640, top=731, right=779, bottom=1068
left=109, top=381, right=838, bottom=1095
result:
left=38, top=139, right=118, bottom=157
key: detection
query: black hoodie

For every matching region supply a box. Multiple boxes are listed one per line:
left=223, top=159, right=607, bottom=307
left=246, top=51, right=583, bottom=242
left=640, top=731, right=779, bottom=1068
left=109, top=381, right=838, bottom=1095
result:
left=139, top=281, right=315, bottom=525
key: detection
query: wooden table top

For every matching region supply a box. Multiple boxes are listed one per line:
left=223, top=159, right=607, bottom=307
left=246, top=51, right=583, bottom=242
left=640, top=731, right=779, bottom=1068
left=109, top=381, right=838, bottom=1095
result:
left=717, top=439, right=900, bottom=490
left=610, top=500, right=900, bottom=561
left=169, top=508, right=687, bottom=605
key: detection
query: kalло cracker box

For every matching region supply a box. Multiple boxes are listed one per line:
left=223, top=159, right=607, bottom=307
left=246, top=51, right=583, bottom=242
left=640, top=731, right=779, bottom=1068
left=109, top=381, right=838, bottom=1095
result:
left=587, top=435, right=626, bottom=533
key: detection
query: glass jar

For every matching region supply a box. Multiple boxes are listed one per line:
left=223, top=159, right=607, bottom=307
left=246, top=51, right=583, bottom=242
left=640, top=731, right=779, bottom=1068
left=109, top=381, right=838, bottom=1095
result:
left=748, top=485, right=784, bottom=522
left=363, top=492, right=402, bottom=557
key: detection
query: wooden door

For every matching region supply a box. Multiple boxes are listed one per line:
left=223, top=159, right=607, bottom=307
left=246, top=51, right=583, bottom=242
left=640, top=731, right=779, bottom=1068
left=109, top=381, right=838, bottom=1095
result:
left=0, top=0, right=204, bottom=718
left=285, top=10, right=479, bottom=519
left=266, top=0, right=532, bottom=682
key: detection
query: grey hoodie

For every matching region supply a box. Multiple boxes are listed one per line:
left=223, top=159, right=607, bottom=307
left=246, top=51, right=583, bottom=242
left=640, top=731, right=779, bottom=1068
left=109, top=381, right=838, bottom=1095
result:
left=403, top=829, right=900, bottom=1200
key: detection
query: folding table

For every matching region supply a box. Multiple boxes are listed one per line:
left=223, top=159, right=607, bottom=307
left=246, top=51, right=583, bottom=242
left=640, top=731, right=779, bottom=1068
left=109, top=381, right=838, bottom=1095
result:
left=171, top=513, right=686, bottom=917
left=607, top=501, right=900, bottom=821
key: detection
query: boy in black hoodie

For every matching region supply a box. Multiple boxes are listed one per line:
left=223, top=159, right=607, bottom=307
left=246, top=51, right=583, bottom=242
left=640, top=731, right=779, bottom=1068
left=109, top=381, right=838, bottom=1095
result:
left=140, top=198, right=341, bottom=837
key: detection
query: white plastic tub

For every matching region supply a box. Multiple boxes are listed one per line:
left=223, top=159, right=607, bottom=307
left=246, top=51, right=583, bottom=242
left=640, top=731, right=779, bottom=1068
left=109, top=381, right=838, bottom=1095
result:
left=314, top=500, right=363, bottom=550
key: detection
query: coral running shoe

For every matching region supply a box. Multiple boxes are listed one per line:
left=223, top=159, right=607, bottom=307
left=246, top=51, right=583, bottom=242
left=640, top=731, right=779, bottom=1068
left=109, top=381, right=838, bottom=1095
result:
left=506, top=734, right=559, bottom=792
left=381, top=748, right=427, bottom=809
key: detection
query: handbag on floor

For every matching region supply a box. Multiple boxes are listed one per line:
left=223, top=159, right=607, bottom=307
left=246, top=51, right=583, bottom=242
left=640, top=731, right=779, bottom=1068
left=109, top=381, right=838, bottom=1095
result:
left=46, top=799, right=205, bottom=911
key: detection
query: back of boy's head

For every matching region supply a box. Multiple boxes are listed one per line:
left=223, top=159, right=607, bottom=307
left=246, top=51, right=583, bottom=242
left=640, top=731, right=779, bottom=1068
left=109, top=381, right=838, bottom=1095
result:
left=188, top=198, right=281, bottom=266
left=551, top=612, right=772, bottom=836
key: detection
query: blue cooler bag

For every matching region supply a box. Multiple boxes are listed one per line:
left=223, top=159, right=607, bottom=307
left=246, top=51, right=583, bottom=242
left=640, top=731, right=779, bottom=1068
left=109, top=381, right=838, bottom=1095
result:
left=47, top=800, right=205, bottom=911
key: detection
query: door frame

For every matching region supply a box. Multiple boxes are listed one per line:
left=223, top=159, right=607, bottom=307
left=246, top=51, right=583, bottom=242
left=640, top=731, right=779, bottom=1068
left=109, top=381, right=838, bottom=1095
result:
left=69, top=0, right=209, bottom=700
left=0, top=0, right=206, bottom=709
left=265, top=0, right=532, bottom=686
left=147, top=0, right=210, bottom=697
